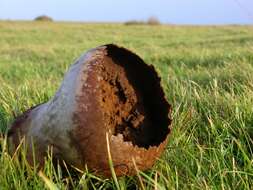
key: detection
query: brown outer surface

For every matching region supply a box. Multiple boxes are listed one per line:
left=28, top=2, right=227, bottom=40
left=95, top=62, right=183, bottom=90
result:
left=72, top=44, right=172, bottom=177
left=8, top=44, right=172, bottom=178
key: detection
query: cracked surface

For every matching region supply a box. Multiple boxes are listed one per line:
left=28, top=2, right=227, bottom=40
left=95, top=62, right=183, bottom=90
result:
left=8, top=44, right=172, bottom=177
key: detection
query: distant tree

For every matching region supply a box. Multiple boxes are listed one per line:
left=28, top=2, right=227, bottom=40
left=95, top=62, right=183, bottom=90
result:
left=147, top=16, right=161, bottom=25
left=34, top=15, right=53, bottom=22
left=124, top=16, right=161, bottom=26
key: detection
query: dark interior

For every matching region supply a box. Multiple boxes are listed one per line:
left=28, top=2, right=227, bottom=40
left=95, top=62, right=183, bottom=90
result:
left=98, top=44, right=171, bottom=149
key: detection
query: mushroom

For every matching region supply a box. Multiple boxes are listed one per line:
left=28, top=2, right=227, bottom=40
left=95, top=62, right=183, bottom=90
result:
left=8, top=44, right=172, bottom=177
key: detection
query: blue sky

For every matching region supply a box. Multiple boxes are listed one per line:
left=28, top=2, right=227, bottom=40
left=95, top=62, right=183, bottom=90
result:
left=0, top=0, right=253, bottom=24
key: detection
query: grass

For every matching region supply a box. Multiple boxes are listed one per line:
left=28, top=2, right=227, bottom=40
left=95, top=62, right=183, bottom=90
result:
left=0, top=21, right=253, bottom=189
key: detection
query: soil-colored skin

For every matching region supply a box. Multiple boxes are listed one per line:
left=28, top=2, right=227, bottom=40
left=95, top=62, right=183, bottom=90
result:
left=8, top=44, right=172, bottom=177
left=99, top=51, right=168, bottom=148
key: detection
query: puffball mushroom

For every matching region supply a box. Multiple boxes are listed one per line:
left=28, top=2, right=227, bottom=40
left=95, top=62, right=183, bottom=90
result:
left=8, top=44, right=172, bottom=177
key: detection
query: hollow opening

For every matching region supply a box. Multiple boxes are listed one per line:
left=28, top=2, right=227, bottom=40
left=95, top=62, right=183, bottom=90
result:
left=99, top=45, right=171, bottom=149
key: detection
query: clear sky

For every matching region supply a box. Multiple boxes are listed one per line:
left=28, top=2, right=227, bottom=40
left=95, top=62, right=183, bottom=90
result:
left=0, top=0, right=253, bottom=25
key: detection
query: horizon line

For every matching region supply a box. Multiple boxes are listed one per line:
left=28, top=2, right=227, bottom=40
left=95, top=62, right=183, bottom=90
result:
left=0, top=18, right=253, bottom=26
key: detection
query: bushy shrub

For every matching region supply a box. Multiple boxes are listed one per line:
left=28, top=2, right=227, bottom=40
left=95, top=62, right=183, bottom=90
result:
left=125, top=17, right=161, bottom=26
left=147, top=16, right=161, bottom=25
left=124, top=20, right=146, bottom=25
left=34, top=15, right=53, bottom=22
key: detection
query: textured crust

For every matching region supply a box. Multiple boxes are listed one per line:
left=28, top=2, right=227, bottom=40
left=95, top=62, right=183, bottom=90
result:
left=72, top=44, right=172, bottom=177
left=8, top=44, right=172, bottom=178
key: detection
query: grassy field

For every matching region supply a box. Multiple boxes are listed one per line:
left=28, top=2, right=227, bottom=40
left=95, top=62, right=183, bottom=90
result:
left=0, top=21, right=253, bottom=189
